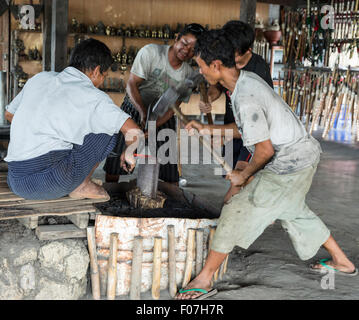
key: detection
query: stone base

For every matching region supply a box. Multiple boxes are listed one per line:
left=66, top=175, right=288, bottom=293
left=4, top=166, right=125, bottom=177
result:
left=126, top=187, right=167, bottom=209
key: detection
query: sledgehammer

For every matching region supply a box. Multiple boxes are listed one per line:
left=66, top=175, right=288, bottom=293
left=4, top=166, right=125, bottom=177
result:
left=151, top=82, right=233, bottom=174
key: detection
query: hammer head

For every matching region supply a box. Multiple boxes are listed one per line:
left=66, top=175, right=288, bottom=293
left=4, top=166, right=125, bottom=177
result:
left=151, top=72, right=205, bottom=118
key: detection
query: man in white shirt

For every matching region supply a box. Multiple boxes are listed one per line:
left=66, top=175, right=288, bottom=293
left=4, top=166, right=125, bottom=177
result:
left=5, top=38, right=141, bottom=200
left=103, top=23, right=205, bottom=185
left=176, top=29, right=357, bottom=300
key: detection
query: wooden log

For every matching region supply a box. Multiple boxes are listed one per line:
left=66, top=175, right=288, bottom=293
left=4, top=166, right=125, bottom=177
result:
left=130, top=236, right=143, bottom=300
left=107, top=232, right=118, bottom=300
left=87, top=226, right=101, bottom=300
left=36, top=224, right=87, bottom=240
left=182, top=228, right=196, bottom=288
left=195, top=228, right=204, bottom=276
left=167, top=225, right=177, bottom=298
left=152, top=236, right=162, bottom=300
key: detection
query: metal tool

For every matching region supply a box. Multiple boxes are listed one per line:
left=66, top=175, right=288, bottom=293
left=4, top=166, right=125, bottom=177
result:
left=136, top=72, right=204, bottom=199
left=152, top=80, right=233, bottom=174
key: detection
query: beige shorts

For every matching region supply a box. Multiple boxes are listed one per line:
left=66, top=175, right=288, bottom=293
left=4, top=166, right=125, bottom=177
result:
left=211, top=162, right=330, bottom=261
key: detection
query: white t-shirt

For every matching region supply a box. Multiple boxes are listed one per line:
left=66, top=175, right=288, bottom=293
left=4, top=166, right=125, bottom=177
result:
left=231, top=70, right=322, bottom=174
left=5, top=67, right=130, bottom=162
left=131, top=43, right=196, bottom=107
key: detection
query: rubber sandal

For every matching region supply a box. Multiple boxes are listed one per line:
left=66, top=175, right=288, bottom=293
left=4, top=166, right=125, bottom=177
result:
left=177, top=288, right=218, bottom=300
left=310, top=259, right=358, bottom=277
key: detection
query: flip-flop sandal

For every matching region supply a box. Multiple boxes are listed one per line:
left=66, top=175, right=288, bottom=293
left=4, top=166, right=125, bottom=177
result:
left=177, top=288, right=218, bottom=300
left=310, top=259, right=358, bottom=277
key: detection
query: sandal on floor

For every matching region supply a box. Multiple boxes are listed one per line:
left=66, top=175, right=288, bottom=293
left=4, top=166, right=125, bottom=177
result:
left=310, top=259, right=358, bottom=277
left=177, top=288, right=218, bottom=300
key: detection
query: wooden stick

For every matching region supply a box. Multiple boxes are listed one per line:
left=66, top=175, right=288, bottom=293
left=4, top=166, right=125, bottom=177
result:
left=167, top=225, right=177, bottom=298
left=152, top=236, right=162, bottom=300
left=86, top=226, right=101, bottom=300
left=195, top=229, right=204, bottom=276
left=172, top=106, right=232, bottom=173
left=130, top=236, right=143, bottom=300
left=182, top=228, right=196, bottom=288
left=107, top=232, right=118, bottom=300
left=200, top=82, right=213, bottom=125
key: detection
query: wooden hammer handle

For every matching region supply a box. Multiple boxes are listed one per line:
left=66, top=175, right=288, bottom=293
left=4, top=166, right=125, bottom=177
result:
left=199, top=82, right=214, bottom=125
left=172, top=105, right=232, bottom=173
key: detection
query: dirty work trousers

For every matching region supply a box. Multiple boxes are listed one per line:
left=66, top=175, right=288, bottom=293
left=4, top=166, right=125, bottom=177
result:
left=211, top=161, right=330, bottom=261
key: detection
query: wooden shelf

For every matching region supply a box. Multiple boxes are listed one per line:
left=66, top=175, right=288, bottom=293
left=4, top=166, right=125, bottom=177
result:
left=68, top=32, right=174, bottom=42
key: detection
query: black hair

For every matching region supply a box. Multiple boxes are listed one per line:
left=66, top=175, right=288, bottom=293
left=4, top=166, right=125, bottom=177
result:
left=194, top=29, right=236, bottom=68
left=222, top=20, right=255, bottom=55
left=177, top=23, right=206, bottom=40
left=69, top=38, right=113, bottom=74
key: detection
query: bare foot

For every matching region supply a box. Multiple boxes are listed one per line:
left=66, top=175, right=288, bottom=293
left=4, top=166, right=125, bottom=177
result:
left=175, top=277, right=213, bottom=300
left=310, top=259, right=356, bottom=274
left=69, top=180, right=110, bottom=200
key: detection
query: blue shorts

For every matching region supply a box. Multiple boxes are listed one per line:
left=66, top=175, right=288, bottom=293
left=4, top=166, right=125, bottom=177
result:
left=7, top=133, right=118, bottom=200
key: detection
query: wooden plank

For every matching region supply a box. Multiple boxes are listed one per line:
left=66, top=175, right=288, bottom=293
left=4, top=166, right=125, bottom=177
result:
left=0, top=204, right=97, bottom=220
left=0, top=195, right=109, bottom=206
left=36, top=224, right=87, bottom=240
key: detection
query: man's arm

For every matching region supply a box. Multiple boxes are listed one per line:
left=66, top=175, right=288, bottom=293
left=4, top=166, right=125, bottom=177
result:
left=119, top=118, right=143, bottom=173
left=185, top=120, right=241, bottom=138
left=126, top=73, right=147, bottom=128
left=227, top=139, right=274, bottom=187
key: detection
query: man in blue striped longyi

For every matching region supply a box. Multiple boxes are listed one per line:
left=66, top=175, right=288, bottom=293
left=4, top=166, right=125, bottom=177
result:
left=4, top=38, right=141, bottom=201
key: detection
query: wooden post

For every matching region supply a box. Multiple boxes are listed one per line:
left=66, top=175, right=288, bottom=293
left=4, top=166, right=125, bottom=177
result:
left=41, top=0, right=52, bottom=71
left=130, top=236, right=143, bottom=300
left=167, top=225, right=177, bottom=298
left=106, top=232, right=118, bottom=300
left=195, top=229, right=204, bottom=276
left=87, top=226, right=101, bottom=300
left=182, top=228, right=196, bottom=288
left=51, top=0, right=68, bottom=72
left=152, top=236, right=162, bottom=300
left=240, top=0, right=257, bottom=29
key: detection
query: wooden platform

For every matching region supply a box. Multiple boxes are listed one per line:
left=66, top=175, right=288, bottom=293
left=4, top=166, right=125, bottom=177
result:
left=0, top=170, right=109, bottom=238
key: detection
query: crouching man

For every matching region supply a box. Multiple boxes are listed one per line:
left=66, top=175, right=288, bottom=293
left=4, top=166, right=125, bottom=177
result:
left=5, top=38, right=141, bottom=200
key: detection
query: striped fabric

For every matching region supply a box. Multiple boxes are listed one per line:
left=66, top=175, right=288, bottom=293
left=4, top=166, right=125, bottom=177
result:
left=7, top=133, right=118, bottom=200
left=103, top=95, right=179, bottom=183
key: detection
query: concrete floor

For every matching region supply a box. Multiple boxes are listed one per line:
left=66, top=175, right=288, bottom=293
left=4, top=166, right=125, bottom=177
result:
left=93, top=130, right=359, bottom=300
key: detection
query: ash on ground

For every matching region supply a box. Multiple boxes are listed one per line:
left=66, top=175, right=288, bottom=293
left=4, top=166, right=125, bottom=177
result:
left=95, top=194, right=219, bottom=220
